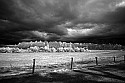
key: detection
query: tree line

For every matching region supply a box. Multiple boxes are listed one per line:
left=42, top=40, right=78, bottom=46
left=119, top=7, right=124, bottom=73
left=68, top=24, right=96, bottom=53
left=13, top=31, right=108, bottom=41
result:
left=0, top=41, right=124, bottom=53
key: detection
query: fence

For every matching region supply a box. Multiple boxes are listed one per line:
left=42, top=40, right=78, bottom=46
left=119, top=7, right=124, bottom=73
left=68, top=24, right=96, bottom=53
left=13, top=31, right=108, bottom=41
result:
left=74, top=55, right=125, bottom=68
left=0, top=55, right=125, bottom=75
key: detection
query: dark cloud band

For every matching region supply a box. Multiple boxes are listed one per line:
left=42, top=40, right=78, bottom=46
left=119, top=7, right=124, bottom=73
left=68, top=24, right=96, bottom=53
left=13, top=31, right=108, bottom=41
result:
left=0, top=0, right=125, bottom=45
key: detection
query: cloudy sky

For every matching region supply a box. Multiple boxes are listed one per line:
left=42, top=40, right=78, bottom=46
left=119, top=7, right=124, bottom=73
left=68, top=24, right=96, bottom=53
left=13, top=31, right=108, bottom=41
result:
left=0, top=0, right=125, bottom=45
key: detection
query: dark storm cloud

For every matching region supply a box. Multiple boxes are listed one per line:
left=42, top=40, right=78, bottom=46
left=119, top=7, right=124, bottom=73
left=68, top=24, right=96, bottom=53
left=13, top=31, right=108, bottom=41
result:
left=0, top=19, right=33, bottom=33
left=0, top=0, right=77, bottom=34
left=64, top=0, right=125, bottom=43
left=0, top=0, right=125, bottom=44
left=0, top=0, right=77, bottom=44
left=101, top=6, right=125, bottom=23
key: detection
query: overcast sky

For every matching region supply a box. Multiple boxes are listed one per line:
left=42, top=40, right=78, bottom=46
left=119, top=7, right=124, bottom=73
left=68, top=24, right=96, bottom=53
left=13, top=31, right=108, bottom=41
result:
left=0, top=0, right=125, bottom=45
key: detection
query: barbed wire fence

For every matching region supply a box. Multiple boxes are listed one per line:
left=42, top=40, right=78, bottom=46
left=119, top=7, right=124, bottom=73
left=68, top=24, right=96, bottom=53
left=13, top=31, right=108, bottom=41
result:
left=0, top=55, right=125, bottom=75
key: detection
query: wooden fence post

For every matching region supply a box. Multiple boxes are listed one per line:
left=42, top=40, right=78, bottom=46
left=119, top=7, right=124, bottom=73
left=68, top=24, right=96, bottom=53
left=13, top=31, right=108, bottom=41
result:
left=95, top=57, right=98, bottom=65
left=124, top=55, right=125, bottom=62
left=71, top=57, right=73, bottom=70
left=32, top=59, right=35, bottom=74
left=113, top=57, right=116, bottom=63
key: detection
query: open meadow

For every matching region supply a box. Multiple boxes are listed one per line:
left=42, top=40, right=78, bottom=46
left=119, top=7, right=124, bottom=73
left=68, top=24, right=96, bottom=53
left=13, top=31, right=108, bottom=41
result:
left=0, top=50, right=125, bottom=67
left=0, top=50, right=125, bottom=83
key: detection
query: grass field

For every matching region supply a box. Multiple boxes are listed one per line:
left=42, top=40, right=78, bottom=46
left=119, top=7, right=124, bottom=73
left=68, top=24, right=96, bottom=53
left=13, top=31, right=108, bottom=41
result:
left=0, top=50, right=125, bottom=83
left=0, top=50, right=125, bottom=67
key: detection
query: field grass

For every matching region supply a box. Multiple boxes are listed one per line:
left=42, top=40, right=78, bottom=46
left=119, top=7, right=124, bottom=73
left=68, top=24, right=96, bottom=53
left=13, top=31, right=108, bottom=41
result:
left=0, top=50, right=125, bottom=83
left=0, top=62, right=125, bottom=83
left=0, top=50, right=124, bottom=67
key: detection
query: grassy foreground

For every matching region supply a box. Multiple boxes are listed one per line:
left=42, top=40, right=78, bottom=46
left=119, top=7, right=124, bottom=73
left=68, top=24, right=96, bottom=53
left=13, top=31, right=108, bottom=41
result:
left=0, top=50, right=125, bottom=83
left=0, top=62, right=125, bottom=83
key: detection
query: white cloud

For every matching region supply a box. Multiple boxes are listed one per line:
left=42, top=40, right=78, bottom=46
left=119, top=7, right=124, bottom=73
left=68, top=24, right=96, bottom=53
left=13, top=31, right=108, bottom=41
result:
left=67, top=28, right=93, bottom=37
left=31, top=31, right=49, bottom=39
left=116, top=0, right=125, bottom=7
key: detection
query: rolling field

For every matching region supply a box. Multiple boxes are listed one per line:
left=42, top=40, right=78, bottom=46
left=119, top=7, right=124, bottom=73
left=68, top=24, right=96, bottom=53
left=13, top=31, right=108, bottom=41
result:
left=0, top=50, right=125, bottom=67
